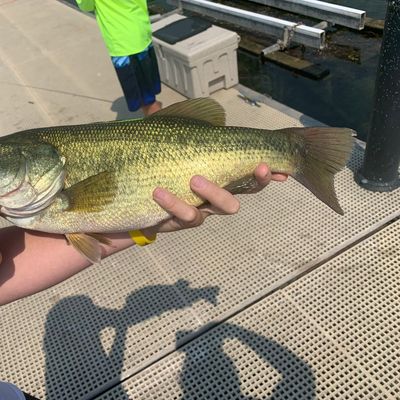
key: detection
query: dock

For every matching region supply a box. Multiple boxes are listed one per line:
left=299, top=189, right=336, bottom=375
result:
left=0, top=1, right=399, bottom=399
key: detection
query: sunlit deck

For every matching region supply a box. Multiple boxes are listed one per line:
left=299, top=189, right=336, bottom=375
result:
left=0, top=1, right=399, bottom=399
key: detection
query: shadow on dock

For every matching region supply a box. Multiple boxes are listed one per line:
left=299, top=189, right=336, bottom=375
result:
left=43, top=285, right=315, bottom=399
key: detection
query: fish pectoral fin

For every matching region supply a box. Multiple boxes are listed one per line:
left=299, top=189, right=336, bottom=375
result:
left=64, top=171, right=117, bottom=213
left=149, top=98, right=226, bottom=126
left=66, top=232, right=112, bottom=264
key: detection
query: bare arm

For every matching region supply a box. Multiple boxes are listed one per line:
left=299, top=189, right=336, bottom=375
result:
left=0, top=165, right=286, bottom=305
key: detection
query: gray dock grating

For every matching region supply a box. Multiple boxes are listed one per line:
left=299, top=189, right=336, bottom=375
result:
left=99, top=220, right=400, bottom=399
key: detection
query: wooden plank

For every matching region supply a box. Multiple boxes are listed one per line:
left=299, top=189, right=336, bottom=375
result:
left=239, top=36, right=329, bottom=80
left=239, top=36, right=268, bottom=55
left=263, top=50, right=330, bottom=80
left=365, top=17, right=385, bottom=33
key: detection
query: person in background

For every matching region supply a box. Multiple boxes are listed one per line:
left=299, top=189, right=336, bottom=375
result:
left=76, top=0, right=162, bottom=116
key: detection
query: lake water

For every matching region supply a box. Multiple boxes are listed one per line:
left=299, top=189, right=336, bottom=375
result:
left=237, top=0, right=387, bottom=140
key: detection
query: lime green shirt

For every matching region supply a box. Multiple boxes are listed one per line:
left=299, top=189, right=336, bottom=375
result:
left=76, top=0, right=152, bottom=56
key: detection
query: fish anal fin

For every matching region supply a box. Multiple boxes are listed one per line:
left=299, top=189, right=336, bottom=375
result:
left=87, top=233, right=113, bottom=246
left=66, top=232, right=111, bottom=264
left=65, top=171, right=117, bottom=213
left=150, top=98, right=226, bottom=126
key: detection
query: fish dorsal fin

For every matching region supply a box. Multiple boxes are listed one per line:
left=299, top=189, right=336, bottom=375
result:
left=149, top=98, right=226, bottom=126
left=64, top=171, right=117, bottom=213
left=66, top=232, right=112, bottom=264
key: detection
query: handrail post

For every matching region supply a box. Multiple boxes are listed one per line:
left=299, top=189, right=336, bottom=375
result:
left=356, top=0, right=400, bottom=191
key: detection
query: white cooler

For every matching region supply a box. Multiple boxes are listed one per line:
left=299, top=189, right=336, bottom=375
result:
left=152, top=13, right=240, bottom=98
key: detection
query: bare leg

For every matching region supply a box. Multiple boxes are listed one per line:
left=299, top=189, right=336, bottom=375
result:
left=142, top=100, right=162, bottom=116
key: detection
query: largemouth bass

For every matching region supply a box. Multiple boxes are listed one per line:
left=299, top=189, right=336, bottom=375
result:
left=0, top=98, right=354, bottom=261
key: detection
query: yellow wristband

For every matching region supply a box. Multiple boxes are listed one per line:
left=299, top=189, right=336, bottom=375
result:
left=128, top=229, right=157, bottom=246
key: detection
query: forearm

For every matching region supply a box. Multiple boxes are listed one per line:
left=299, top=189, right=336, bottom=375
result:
left=0, top=226, right=146, bottom=306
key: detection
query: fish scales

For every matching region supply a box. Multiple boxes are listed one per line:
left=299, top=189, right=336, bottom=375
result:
left=0, top=98, right=354, bottom=262
left=7, top=118, right=295, bottom=233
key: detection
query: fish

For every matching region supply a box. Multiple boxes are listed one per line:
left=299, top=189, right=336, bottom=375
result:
left=0, top=98, right=354, bottom=262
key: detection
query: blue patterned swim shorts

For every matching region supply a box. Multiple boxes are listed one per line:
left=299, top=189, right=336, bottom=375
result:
left=112, top=44, right=161, bottom=112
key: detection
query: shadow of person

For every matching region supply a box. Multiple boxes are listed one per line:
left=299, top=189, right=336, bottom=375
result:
left=176, top=322, right=316, bottom=399
left=111, top=96, right=143, bottom=121
left=43, top=280, right=219, bottom=399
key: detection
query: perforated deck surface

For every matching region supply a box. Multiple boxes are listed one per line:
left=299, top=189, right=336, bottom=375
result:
left=1, top=1, right=399, bottom=399
left=99, top=220, right=400, bottom=400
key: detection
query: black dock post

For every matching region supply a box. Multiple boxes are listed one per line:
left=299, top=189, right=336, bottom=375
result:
left=356, top=0, right=400, bottom=191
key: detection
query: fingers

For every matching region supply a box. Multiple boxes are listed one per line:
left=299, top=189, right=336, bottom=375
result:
left=151, top=177, right=241, bottom=234
left=271, top=173, right=288, bottom=182
left=254, top=163, right=272, bottom=188
left=153, top=187, right=202, bottom=226
left=190, top=175, right=240, bottom=215
left=153, top=175, right=241, bottom=222
left=151, top=166, right=286, bottom=235
left=254, top=163, right=288, bottom=186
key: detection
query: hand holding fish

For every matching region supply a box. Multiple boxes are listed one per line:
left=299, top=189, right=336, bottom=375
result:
left=148, top=164, right=287, bottom=234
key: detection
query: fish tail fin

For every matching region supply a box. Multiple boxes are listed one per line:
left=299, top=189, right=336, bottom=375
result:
left=288, top=127, right=355, bottom=215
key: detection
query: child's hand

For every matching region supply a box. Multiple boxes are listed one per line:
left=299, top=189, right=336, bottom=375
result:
left=143, top=163, right=287, bottom=235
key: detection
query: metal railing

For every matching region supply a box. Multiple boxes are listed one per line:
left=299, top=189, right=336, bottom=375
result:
left=246, top=0, right=366, bottom=30
left=168, top=0, right=326, bottom=49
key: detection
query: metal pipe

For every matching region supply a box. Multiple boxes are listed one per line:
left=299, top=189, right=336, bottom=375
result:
left=168, top=0, right=325, bottom=49
left=356, top=0, right=400, bottom=192
left=246, top=0, right=366, bottom=30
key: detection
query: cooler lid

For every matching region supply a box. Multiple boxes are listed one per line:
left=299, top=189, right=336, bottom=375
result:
left=153, top=16, right=212, bottom=44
